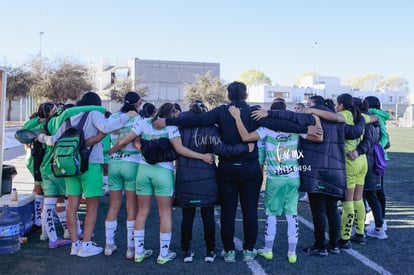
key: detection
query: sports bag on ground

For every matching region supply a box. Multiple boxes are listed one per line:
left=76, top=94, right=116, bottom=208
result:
left=51, top=112, right=91, bottom=177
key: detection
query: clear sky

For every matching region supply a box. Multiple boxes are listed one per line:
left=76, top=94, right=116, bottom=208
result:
left=1, top=0, right=413, bottom=90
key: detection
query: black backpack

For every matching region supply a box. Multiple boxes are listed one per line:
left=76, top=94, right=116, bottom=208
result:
left=51, top=112, right=91, bottom=177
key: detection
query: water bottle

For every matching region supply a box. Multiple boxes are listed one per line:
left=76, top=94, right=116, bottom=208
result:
left=0, top=205, right=21, bottom=254
left=11, top=188, right=18, bottom=201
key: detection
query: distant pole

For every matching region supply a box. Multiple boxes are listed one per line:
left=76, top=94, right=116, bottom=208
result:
left=313, top=41, right=321, bottom=96
left=39, top=31, right=44, bottom=57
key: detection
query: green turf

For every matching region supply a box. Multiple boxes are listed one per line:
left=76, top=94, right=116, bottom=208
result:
left=387, top=126, right=414, bottom=152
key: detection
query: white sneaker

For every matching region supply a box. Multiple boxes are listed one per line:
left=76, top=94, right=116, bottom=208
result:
left=64, top=229, right=70, bottom=239
left=366, top=228, right=388, bottom=240
left=40, top=231, right=49, bottom=241
left=77, top=242, right=103, bottom=257
left=104, top=244, right=117, bottom=256
left=365, top=221, right=375, bottom=232
left=383, top=220, right=388, bottom=231
left=70, top=240, right=81, bottom=256
left=183, top=251, right=194, bottom=263
left=126, top=246, right=135, bottom=260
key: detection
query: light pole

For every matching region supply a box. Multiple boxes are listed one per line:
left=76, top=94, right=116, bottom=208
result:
left=38, top=31, right=44, bottom=57
left=313, top=41, right=320, bottom=96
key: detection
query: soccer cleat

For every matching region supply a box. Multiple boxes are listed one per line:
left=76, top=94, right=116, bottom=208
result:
left=157, top=251, right=176, bottom=265
left=287, top=252, right=297, bottom=264
left=328, top=245, right=340, bottom=255
left=242, top=249, right=257, bottom=262
left=183, top=250, right=194, bottom=263
left=257, top=248, right=273, bottom=260
left=134, top=249, right=153, bottom=263
left=338, top=239, right=351, bottom=249
left=366, top=228, right=388, bottom=239
left=70, top=240, right=81, bottom=256
left=300, top=246, right=328, bottom=257
left=49, top=238, right=71, bottom=249
left=204, top=251, right=216, bottom=263
left=126, top=246, right=135, bottom=260
left=104, top=244, right=117, bottom=256
left=77, top=242, right=103, bottom=257
left=350, top=233, right=366, bottom=245
left=221, top=250, right=236, bottom=263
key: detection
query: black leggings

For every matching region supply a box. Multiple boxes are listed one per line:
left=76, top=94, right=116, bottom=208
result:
left=181, top=207, right=215, bottom=252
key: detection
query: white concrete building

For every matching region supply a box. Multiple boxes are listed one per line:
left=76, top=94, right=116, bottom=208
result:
left=90, top=58, right=220, bottom=110
left=248, top=75, right=411, bottom=110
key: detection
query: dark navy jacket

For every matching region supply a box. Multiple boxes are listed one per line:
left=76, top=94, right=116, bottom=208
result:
left=357, top=114, right=381, bottom=191
left=174, top=125, right=249, bottom=207
left=267, top=107, right=366, bottom=198
left=167, top=101, right=310, bottom=164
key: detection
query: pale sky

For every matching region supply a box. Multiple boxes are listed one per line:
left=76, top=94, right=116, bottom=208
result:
left=1, top=0, right=413, bottom=90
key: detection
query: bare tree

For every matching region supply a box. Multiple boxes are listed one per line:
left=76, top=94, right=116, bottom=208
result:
left=378, top=76, right=409, bottom=91
left=5, top=65, right=33, bottom=120
left=29, top=57, right=93, bottom=103
left=345, top=74, right=384, bottom=91
left=110, top=76, right=149, bottom=103
left=184, top=71, right=227, bottom=109
left=239, top=69, right=272, bottom=86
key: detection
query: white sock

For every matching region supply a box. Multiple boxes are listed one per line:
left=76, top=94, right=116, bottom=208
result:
left=34, top=194, right=44, bottom=227
left=76, top=214, right=82, bottom=236
left=126, top=220, right=135, bottom=248
left=134, top=229, right=145, bottom=255
left=56, top=203, right=68, bottom=231
left=42, top=197, right=58, bottom=242
left=286, top=214, right=298, bottom=253
left=160, top=232, right=172, bottom=257
left=105, top=220, right=117, bottom=245
left=103, top=176, right=109, bottom=193
left=264, top=215, right=277, bottom=251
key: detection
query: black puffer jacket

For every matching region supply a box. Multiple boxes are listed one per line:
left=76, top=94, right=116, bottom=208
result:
left=256, top=107, right=366, bottom=199
left=299, top=115, right=346, bottom=198
left=174, top=125, right=249, bottom=207
left=299, top=107, right=347, bottom=198
left=357, top=114, right=381, bottom=190
left=167, top=101, right=310, bottom=164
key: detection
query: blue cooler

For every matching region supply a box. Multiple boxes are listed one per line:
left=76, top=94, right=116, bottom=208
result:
left=0, top=193, right=34, bottom=236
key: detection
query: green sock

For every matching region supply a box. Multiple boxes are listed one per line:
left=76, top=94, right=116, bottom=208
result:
left=341, top=201, right=354, bottom=240
left=353, top=199, right=366, bottom=235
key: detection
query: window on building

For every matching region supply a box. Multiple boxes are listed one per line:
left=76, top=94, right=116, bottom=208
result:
left=115, top=68, right=129, bottom=80
left=304, top=92, right=316, bottom=101
left=388, top=96, right=393, bottom=103
left=268, top=91, right=289, bottom=99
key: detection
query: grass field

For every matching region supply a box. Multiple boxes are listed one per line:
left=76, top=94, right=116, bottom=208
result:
left=292, top=127, right=414, bottom=274
left=387, top=127, right=414, bottom=152
left=2, top=127, right=413, bottom=275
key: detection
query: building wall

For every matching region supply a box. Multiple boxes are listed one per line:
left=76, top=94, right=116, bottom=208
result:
left=131, top=58, right=220, bottom=103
